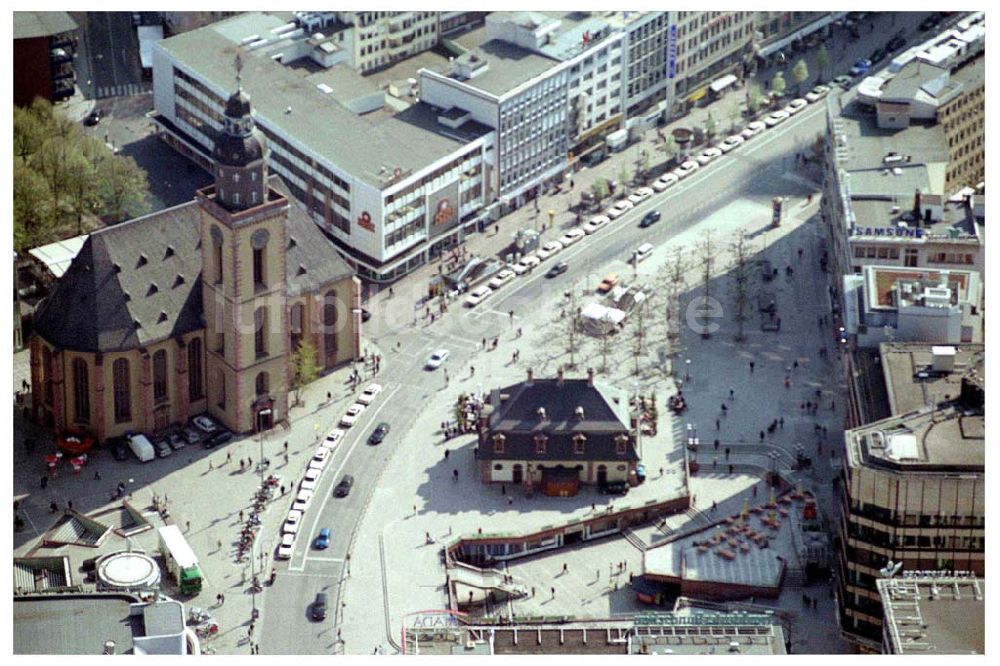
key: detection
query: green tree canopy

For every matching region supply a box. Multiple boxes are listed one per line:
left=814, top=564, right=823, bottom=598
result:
left=771, top=72, right=787, bottom=98
left=816, top=44, right=830, bottom=79
left=791, top=59, right=810, bottom=92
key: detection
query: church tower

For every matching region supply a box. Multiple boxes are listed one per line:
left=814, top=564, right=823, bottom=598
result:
left=198, top=54, right=290, bottom=434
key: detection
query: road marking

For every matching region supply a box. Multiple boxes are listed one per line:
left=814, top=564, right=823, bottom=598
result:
left=288, top=384, right=404, bottom=572
left=304, top=556, right=345, bottom=564
left=282, top=570, right=341, bottom=579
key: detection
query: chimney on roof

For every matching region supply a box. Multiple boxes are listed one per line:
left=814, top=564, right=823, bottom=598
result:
left=575, top=406, right=585, bottom=420
left=913, top=189, right=922, bottom=224
left=526, top=368, right=534, bottom=385
left=587, top=367, right=594, bottom=386
left=557, top=368, right=564, bottom=387
left=537, top=407, right=546, bottom=420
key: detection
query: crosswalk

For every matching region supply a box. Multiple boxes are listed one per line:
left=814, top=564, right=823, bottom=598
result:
left=94, top=83, right=145, bottom=99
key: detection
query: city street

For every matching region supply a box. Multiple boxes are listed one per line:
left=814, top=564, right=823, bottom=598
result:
left=70, top=11, right=146, bottom=100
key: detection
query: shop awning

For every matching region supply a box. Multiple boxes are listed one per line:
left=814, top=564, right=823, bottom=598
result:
left=710, top=74, right=738, bottom=93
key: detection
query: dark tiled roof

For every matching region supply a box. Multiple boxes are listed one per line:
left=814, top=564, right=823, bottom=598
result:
left=33, top=178, right=353, bottom=353
left=477, top=378, right=638, bottom=462
left=33, top=203, right=204, bottom=353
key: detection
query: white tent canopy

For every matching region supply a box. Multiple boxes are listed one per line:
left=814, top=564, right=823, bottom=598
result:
left=581, top=302, right=626, bottom=335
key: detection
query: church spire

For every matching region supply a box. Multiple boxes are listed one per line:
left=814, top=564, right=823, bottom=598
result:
left=212, top=49, right=268, bottom=212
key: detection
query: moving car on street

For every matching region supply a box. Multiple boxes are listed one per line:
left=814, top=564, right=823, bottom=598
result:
left=311, top=592, right=328, bottom=621
left=368, top=422, right=390, bottom=445
left=425, top=349, right=450, bottom=370
left=639, top=210, right=661, bottom=228
left=545, top=261, right=569, bottom=279
left=314, top=528, right=331, bottom=550
left=334, top=474, right=355, bottom=497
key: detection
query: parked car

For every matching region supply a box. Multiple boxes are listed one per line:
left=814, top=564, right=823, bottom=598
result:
left=84, top=109, right=102, bottom=126
left=559, top=229, right=585, bottom=246
left=597, top=273, right=620, bottom=294
left=300, top=467, right=322, bottom=491
left=425, top=349, right=450, bottom=370
left=339, top=403, right=366, bottom=427
left=181, top=426, right=202, bottom=446
left=167, top=432, right=186, bottom=451
left=606, top=199, right=634, bottom=219
left=357, top=383, right=383, bottom=405
left=886, top=35, right=906, bottom=52
left=741, top=120, right=766, bottom=139
left=277, top=533, right=295, bottom=560
left=541, top=240, right=563, bottom=255
left=784, top=98, right=808, bottom=115
left=601, top=481, right=629, bottom=495
left=627, top=187, right=654, bottom=204
left=639, top=210, right=661, bottom=228
left=636, top=464, right=647, bottom=483
left=673, top=160, right=700, bottom=178
left=719, top=135, right=744, bottom=152
left=311, top=592, right=328, bottom=621
left=191, top=414, right=218, bottom=434
left=334, top=474, right=355, bottom=497
left=832, top=74, right=854, bottom=89
left=203, top=430, right=232, bottom=449
left=128, top=434, right=156, bottom=462
left=324, top=428, right=345, bottom=448
left=804, top=85, right=830, bottom=103
left=314, top=528, right=331, bottom=550
left=309, top=447, right=331, bottom=470
left=283, top=510, right=303, bottom=535
left=918, top=15, right=940, bottom=32
left=518, top=254, right=541, bottom=271
left=849, top=58, right=872, bottom=76
left=153, top=437, right=172, bottom=458
left=652, top=173, right=678, bottom=192
left=488, top=269, right=515, bottom=289
left=583, top=215, right=609, bottom=234
left=464, top=285, right=493, bottom=308
left=545, top=261, right=569, bottom=279
left=633, top=243, right=654, bottom=263
left=508, top=261, right=529, bottom=276
left=368, top=422, right=390, bottom=445
left=108, top=436, right=129, bottom=461
left=870, top=48, right=887, bottom=64
left=763, top=110, right=791, bottom=127
left=696, top=147, right=723, bottom=165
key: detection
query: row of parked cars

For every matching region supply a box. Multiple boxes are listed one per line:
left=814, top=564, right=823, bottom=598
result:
left=276, top=383, right=385, bottom=560
left=108, top=414, right=232, bottom=462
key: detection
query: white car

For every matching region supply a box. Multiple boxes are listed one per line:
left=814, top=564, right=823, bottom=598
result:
left=696, top=147, right=722, bottom=166
left=294, top=488, right=313, bottom=508
left=784, top=98, right=808, bottom=115
left=583, top=215, right=610, bottom=234
left=673, top=161, right=700, bottom=179
left=283, top=509, right=303, bottom=535
left=425, top=348, right=450, bottom=369
left=535, top=246, right=554, bottom=261
left=300, top=467, right=322, bottom=491
left=542, top=240, right=563, bottom=255
left=488, top=269, right=515, bottom=289
left=191, top=415, right=218, bottom=434
left=518, top=255, right=541, bottom=271
left=357, top=383, right=382, bottom=405
left=559, top=229, right=585, bottom=246
left=764, top=110, right=790, bottom=127
left=291, top=499, right=309, bottom=512
left=508, top=261, right=529, bottom=276
left=323, top=428, right=345, bottom=449
left=276, top=532, right=295, bottom=559
left=804, top=84, right=829, bottom=103
left=653, top=173, right=679, bottom=192
left=741, top=121, right=766, bottom=139
left=309, top=447, right=331, bottom=471
left=719, top=135, right=744, bottom=153
left=606, top=199, right=634, bottom=219
left=627, top=187, right=654, bottom=204
left=464, top=285, right=493, bottom=307
left=339, top=403, right=366, bottom=427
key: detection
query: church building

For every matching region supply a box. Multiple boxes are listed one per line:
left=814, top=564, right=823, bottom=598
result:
left=29, top=79, right=361, bottom=440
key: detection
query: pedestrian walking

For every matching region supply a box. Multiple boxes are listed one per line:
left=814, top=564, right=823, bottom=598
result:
left=779, top=417, right=784, bottom=428
left=239, top=510, right=244, bottom=522
left=40, top=476, right=48, bottom=489
left=94, top=470, right=101, bottom=480
left=720, top=403, right=727, bottom=414
left=714, top=438, right=720, bottom=450
left=759, top=431, right=765, bottom=442
left=209, top=459, right=214, bottom=470
left=186, top=520, right=191, bottom=532
left=531, top=586, right=535, bottom=597
left=793, top=360, right=799, bottom=369
left=501, top=484, right=506, bottom=495
left=729, top=387, right=735, bottom=400
left=715, top=418, right=721, bottom=430
left=67, top=501, right=73, bottom=511
left=830, top=400, right=836, bottom=411
left=563, top=563, right=568, bottom=574
left=725, top=447, right=730, bottom=460
left=453, top=469, right=459, bottom=481
left=507, top=496, right=513, bottom=506
left=752, top=484, right=758, bottom=498
left=49, top=501, right=58, bottom=513
left=749, top=361, right=755, bottom=373
left=550, top=587, right=555, bottom=598
left=444, top=449, right=450, bottom=459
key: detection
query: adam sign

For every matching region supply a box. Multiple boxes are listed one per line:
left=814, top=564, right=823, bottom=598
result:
left=426, top=181, right=462, bottom=235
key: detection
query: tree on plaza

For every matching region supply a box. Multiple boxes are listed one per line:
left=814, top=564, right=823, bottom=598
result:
left=771, top=71, right=787, bottom=99
left=728, top=230, right=756, bottom=343
left=816, top=43, right=830, bottom=80
left=729, top=105, right=741, bottom=133
left=791, top=59, right=810, bottom=95
left=654, top=248, right=687, bottom=374
left=289, top=339, right=320, bottom=406
left=697, top=231, right=714, bottom=338
left=637, top=150, right=651, bottom=180
left=13, top=161, right=55, bottom=251
left=598, top=326, right=613, bottom=374
left=618, top=163, right=632, bottom=189
left=13, top=103, right=47, bottom=164
left=630, top=299, right=648, bottom=375
left=562, top=287, right=582, bottom=369
left=660, top=133, right=678, bottom=164
left=591, top=178, right=610, bottom=204
left=747, top=84, right=766, bottom=114
left=704, top=111, right=717, bottom=138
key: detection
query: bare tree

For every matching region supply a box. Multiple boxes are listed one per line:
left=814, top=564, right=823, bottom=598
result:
left=630, top=299, right=648, bottom=375
left=729, top=230, right=756, bottom=342
left=698, top=232, right=714, bottom=338
left=562, top=288, right=581, bottom=369
left=655, top=248, right=688, bottom=373
left=599, top=326, right=613, bottom=374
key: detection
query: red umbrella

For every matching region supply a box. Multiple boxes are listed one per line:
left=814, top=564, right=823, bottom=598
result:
left=45, top=454, right=59, bottom=465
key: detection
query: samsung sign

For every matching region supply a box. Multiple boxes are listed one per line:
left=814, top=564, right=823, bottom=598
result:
left=849, top=225, right=925, bottom=239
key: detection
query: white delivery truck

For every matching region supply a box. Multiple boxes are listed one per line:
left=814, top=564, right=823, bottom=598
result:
left=128, top=433, right=156, bottom=462
left=158, top=525, right=204, bottom=594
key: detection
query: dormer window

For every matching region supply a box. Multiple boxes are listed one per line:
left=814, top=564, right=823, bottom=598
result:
left=234, top=192, right=240, bottom=206
left=534, top=434, right=548, bottom=455
left=251, top=191, right=258, bottom=204
left=233, top=173, right=240, bottom=184
left=493, top=433, right=506, bottom=454
left=615, top=434, right=629, bottom=456
left=573, top=433, right=586, bottom=454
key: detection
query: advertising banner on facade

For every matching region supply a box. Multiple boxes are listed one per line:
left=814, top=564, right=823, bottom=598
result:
left=667, top=23, right=678, bottom=79
left=426, top=180, right=462, bottom=237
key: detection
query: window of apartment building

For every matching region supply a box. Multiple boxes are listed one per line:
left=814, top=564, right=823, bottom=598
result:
left=153, top=350, right=168, bottom=404
left=72, top=358, right=90, bottom=424
left=113, top=358, right=131, bottom=423
left=188, top=337, right=203, bottom=401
